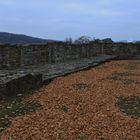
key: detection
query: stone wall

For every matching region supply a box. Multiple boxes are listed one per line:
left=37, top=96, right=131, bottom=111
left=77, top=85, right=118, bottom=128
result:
left=0, top=42, right=139, bottom=69
left=0, top=73, right=42, bottom=96
left=0, top=42, right=139, bottom=96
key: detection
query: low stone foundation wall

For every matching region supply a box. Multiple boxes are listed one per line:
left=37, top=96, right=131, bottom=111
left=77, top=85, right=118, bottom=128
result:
left=0, top=73, right=42, bottom=96
left=0, top=55, right=115, bottom=97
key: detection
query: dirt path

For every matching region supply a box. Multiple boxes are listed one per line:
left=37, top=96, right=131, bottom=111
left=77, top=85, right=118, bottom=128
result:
left=1, top=60, right=140, bottom=140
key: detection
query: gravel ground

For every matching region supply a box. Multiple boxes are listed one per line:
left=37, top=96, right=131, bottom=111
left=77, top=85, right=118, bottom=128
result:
left=1, top=60, right=140, bottom=140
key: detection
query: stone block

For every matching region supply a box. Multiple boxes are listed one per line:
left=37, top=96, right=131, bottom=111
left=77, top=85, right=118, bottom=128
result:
left=0, top=73, right=42, bottom=96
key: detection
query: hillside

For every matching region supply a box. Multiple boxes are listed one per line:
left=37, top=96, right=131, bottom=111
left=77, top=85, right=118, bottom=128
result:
left=0, top=32, right=56, bottom=44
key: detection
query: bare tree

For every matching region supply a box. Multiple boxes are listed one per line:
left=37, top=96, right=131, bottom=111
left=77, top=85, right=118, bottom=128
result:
left=74, top=36, right=92, bottom=44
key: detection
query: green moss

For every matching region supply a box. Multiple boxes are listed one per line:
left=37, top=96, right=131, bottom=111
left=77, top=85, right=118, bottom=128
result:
left=0, top=90, right=41, bottom=132
left=72, top=83, right=90, bottom=90
left=116, top=96, right=140, bottom=118
left=76, top=131, right=88, bottom=140
left=0, top=98, right=41, bottom=132
left=62, top=105, right=69, bottom=113
left=127, top=61, right=140, bottom=70
left=106, top=72, right=139, bottom=85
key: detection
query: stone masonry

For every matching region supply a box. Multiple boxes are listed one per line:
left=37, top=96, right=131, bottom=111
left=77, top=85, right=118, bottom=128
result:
left=0, top=41, right=139, bottom=96
left=0, top=42, right=139, bottom=69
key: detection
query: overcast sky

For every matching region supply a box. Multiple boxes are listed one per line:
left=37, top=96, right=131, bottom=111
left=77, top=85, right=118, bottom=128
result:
left=0, top=0, right=140, bottom=41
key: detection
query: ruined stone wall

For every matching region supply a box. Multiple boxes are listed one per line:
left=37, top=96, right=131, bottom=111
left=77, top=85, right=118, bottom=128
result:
left=0, top=42, right=139, bottom=69
left=111, top=43, right=139, bottom=59
left=0, top=45, right=21, bottom=68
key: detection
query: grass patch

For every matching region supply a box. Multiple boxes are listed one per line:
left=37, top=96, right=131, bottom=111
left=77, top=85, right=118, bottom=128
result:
left=62, top=105, right=69, bottom=113
left=106, top=74, right=120, bottom=81
left=122, top=79, right=136, bottom=85
left=116, top=96, right=140, bottom=118
left=106, top=72, right=140, bottom=85
left=127, top=61, right=140, bottom=70
left=0, top=89, right=41, bottom=132
left=76, top=131, right=88, bottom=140
left=72, top=83, right=90, bottom=90
left=112, top=64, right=125, bottom=67
left=108, top=72, right=140, bottom=78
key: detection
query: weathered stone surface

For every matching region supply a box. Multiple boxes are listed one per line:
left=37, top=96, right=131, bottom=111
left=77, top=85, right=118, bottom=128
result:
left=0, top=73, right=42, bottom=96
left=0, top=55, right=115, bottom=96
left=0, top=42, right=139, bottom=68
left=0, top=41, right=139, bottom=96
